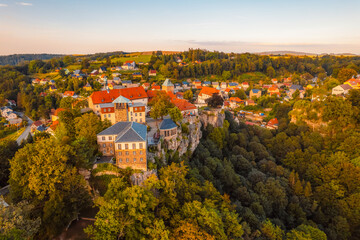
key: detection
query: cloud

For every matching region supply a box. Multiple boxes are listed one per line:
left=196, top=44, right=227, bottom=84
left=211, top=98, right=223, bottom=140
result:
left=0, top=3, right=8, bottom=7
left=16, top=2, right=32, bottom=6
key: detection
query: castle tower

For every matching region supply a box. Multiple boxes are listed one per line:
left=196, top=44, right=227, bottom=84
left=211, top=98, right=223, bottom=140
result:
left=162, top=79, right=174, bottom=93
left=113, top=95, right=130, bottom=122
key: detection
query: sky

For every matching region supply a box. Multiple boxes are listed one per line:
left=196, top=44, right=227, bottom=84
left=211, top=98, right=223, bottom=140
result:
left=0, top=0, right=360, bottom=55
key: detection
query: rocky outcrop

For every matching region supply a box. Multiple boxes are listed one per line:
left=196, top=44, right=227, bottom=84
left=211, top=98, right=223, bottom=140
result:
left=177, top=118, right=202, bottom=156
left=130, top=169, right=157, bottom=186
left=199, top=110, right=225, bottom=128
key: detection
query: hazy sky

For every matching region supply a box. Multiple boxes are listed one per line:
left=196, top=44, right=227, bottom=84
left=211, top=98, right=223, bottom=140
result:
left=1, top=0, right=360, bottom=55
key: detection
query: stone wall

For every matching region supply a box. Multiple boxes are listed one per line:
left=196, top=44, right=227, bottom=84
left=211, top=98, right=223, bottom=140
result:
left=199, top=110, right=225, bottom=128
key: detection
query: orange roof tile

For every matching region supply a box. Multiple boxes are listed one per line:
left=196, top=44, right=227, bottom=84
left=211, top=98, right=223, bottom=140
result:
left=199, top=86, right=220, bottom=96
left=172, top=98, right=196, bottom=111
left=54, top=108, right=66, bottom=116
left=64, top=91, right=75, bottom=97
left=90, top=87, right=147, bottom=105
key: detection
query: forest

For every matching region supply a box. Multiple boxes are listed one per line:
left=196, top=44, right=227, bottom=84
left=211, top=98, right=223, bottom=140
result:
left=0, top=50, right=360, bottom=239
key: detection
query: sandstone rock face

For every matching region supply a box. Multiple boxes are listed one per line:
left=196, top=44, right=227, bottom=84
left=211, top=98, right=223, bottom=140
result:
left=199, top=110, right=225, bottom=128
left=130, top=169, right=157, bottom=186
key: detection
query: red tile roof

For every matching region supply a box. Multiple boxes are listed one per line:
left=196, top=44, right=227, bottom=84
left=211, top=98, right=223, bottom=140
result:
left=64, top=91, right=75, bottom=97
left=50, top=121, right=59, bottom=131
left=172, top=98, right=196, bottom=112
left=199, top=86, right=220, bottom=97
left=229, top=97, right=243, bottom=103
left=90, top=87, right=148, bottom=105
left=268, top=118, right=279, bottom=126
left=54, top=108, right=66, bottom=116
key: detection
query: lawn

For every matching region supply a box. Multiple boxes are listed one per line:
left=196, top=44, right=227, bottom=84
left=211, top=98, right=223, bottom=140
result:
left=31, top=72, right=62, bottom=80
left=95, top=53, right=152, bottom=65
left=0, top=127, right=25, bottom=142
left=238, top=72, right=268, bottom=82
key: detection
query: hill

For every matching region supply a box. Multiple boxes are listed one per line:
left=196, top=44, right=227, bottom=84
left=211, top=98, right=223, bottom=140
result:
left=0, top=54, right=64, bottom=66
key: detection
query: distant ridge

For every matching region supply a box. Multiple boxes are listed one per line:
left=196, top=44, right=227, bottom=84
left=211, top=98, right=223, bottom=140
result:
left=0, top=53, right=64, bottom=66
left=255, top=50, right=358, bottom=56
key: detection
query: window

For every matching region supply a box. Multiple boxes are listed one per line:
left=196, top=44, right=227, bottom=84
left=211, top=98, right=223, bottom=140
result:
left=103, top=150, right=106, bottom=154
left=118, top=152, right=122, bottom=156
left=135, top=107, right=137, bottom=111
left=109, top=136, right=112, bottom=140
left=132, top=143, right=136, bottom=149
left=131, top=117, right=133, bottom=121
left=126, top=151, right=129, bottom=155
left=110, top=149, right=113, bottom=154
left=119, top=158, right=122, bottom=163
left=104, top=114, right=106, bottom=118
left=108, top=114, right=110, bottom=117
left=139, top=143, right=143, bottom=149
left=140, top=118, right=142, bottom=123
left=140, top=158, right=143, bottom=162
left=135, top=119, right=137, bottom=122
left=118, top=144, right=121, bottom=150
left=125, top=144, right=128, bottom=149
left=104, top=108, right=107, bottom=112
left=133, top=158, right=136, bottom=162
left=110, top=143, right=113, bottom=147
left=140, top=150, right=143, bottom=155
left=140, top=113, right=142, bottom=116
left=126, top=158, right=129, bottom=163
left=135, top=113, right=137, bottom=117
left=102, top=137, right=105, bottom=141
left=133, top=151, right=136, bottom=155
left=102, top=144, right=105, bottom=148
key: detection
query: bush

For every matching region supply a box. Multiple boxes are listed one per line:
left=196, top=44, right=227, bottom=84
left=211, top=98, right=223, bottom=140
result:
left=181, top=123, right=189, bottom=134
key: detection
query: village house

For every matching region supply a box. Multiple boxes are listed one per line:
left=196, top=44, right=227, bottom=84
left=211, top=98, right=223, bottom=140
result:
left=83, top=83, right=92, bottom=91
left=122, top=61, right=136, bottom=70
left=288, top=85, right=305, bottom=98
left=229, top=97, right=243, bottom=108
left=344, top=78, right=360, bottom=89
left=212, top=82, right=219, bottom=88
left=245, top=99, right=256, bottom=106
left=197, top=86, right=220, bottom=104
left=267, top=118, right=279, bottom=130
left=142, top=82, right=150, bottom=90
left=203, top=81, right=211, bottom=87
left=149, top=70, right=157, bottom=76
left=121, top=80, right=133, bottom=88
left=220, top=82, right=227, bottom=89
left=97, top=121, right=147, bottom=171
left=91, top=70, right=99, bottom=76
left=250, top=89, right=261, bottom=99
left=242, top=82, right=249, bottom=90
left=332, top=84, right=353, bottom=95
left=51, top=108, right=66, bottom=122
left=63, top=91, right=76, bottom=98
left=99, top=67, right=107, bottom=73
left=193, top=80, right=202, bottom=88
left=228, top=82, right=239, bottom=89
left=132, top=72, right=142, bottom=78
left=268, top=86, right=280, bottom=97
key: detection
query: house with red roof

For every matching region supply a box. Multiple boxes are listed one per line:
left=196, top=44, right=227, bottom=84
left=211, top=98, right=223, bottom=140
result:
left=51, top=108, right=66, bottom=121
left=229, top=97, right=244, bottom=108
left=88, top=87, right=148, bottom=115
left=149, top=70, right=157, bottom=76
left=122, top=60, right=136, bottom=70
left=242, top=82, right=249, bottom=90
left=267, top=118, right=279, bottom=130
left=197, top=86, right=220, bottom=104
left=268, top=86, right=280, bottom=97
left=63, top=91, right=75, bottom=98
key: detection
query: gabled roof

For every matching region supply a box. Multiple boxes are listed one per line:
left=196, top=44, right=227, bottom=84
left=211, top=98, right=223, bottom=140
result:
left=172, top=98, right=196, bottom=111
left=340, top=84, right=353, bottom=90
left=163, top=79, right=174, bottom=87
left=98, top=121, right=147, bottom=142
left=268, top=118, right=279, bottom=126
left=89, top=87, right=147, bottom=104
left=199, top=86, right=220, bottom=97
left=251, top=89, right=260, bottom=93
left=289, top=85, right=304, bottom=91
left=229, top=97, right=242, bottom=103
left=160, top=119, right=177, bottom=130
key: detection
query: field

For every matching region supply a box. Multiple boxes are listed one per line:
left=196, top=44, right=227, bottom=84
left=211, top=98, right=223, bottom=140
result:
left=0, top=127, right=25, bottom=142
left=238, top=72, right=268, bottom=82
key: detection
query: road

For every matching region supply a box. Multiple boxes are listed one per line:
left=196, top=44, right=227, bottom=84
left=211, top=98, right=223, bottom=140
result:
left=16, top=114, right=33, bottom=145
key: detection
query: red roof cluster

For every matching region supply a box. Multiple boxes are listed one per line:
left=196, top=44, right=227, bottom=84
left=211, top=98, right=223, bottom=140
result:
left=199, top=86, right=220, bottom=97
left=90, top=87, right=148, bottom=105
left=64, top=91, right=75, bottom=97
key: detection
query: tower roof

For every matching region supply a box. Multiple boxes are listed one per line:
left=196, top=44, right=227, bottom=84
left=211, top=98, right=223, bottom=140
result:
left=162, top=79, right=174, bottom=87
left=113, top=95, right=130, bottom=104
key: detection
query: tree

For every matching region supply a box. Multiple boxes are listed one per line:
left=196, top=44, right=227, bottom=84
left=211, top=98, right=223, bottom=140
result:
left=59, top=97, right=74, bottom=109
left=9, top=138, right=90, bottom=238
left=266, top=66, right=276, bottom=78
left=0, top=140, right=18, bottom=187
left=206, top=93, right=224, bottom=108
left=234, top=89, right=247, bottom=100
left=184, top=90, right=193, bottom=101
left=0, top=200, right=41, bottom=239
left=286, top=224, right=326, bottom=240
left=261, top=219, right=284, bottom=240
left=337, top=68, right=357, bottom=83
left=222, top=71, right=231, bottom=80
left=149, top=91, right=174, bottom=125
left=168, top=107, right=183, bottom=124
